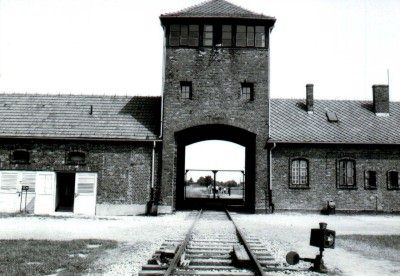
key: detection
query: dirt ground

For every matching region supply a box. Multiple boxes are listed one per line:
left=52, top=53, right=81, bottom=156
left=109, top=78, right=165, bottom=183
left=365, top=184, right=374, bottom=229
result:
left=0, top=211, right=399, bottom=275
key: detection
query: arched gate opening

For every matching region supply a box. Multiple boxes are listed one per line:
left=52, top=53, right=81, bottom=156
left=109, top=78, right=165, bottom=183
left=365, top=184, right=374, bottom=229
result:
left=175, top=124, right=256, bottom=212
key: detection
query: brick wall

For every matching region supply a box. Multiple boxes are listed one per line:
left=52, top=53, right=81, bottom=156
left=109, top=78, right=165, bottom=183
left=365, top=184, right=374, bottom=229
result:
left=161, top=47, right=270, bottom=211
left=271, top=144, right=400, bottom=212
left=0, top=139, right=159, bottom=207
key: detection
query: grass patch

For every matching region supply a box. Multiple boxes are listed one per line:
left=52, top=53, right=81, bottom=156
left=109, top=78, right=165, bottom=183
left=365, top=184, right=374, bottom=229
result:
left=0, top=239, right=117, bottom=275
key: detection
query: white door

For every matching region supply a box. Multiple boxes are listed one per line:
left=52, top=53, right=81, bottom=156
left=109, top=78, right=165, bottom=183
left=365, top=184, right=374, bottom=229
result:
left=74, top=173, right=97, bottom=216
left=34, top=172, right=56, bottom=215
left=0, top=171, right=20, bottom=212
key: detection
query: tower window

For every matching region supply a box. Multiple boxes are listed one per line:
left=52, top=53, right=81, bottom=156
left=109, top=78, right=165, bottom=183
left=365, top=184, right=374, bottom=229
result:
left=364, top=171, right=377, bottom=190
left=188, top=25, right=199, bottom=46
left=222, top=25, right=232, bottom=46
left=236, top=25, right=246, bottom=47
left=387, top=171, right=399, bottom=190
left=236, top=25, right=266, bottom=47
left=203, top=25, right=213, bottom=46
left=11, top=150, right=30, bottom=164
left=255, top=26, right=266, bottom=47
left=180, top=81, right=192, bottom=99
left=241, top=83, right=254, bottom=101
left=169, top=24, right=199, bottom=47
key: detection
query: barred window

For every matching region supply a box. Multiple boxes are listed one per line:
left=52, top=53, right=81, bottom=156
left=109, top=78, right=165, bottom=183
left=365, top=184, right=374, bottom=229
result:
left=203, top=25, right=213, bottom=46
left=241, top=83, right=254, bottom=101
left=387, top=171, right=399, bottom=190
left=11, top=150, right=30, bottom=164
left=222, top=25, right=232, bottom=46
left=338, top=159, right=356, bottom=188
left=66, top=151, right=86, bottom=165
left=291, top=159, right=308, bottom=187
left=180, top=81, right=192, bottom=99
left=169, top=24, right=199, bottom=47
left=364, top=171, right=377, bottom=190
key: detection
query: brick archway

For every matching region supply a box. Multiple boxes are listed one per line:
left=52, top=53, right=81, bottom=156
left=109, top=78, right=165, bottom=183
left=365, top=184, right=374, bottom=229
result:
left=175, top=124, right=256, bottom=212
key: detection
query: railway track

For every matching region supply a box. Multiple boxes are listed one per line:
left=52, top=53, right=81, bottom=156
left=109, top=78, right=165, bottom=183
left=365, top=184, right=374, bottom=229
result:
left=139, top=210, right=281, bottom=276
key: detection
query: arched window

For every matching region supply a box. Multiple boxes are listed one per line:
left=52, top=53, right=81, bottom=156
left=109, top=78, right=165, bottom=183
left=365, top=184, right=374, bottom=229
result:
left=338, top=159, right=356, bottom=188
left=290, top=158, right=309, bottom=187
left=387, top=171, right=399, bottom=190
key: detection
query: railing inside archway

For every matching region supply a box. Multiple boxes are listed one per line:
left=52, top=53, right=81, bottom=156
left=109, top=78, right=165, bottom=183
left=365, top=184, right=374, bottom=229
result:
left=184, top=169, right=245, bottom=201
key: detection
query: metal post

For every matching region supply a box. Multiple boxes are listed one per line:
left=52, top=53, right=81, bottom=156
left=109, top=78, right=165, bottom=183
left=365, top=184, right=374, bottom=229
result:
left=212, top=170, right=218, bottom=199
left=24, top=189, right=28, bottom=213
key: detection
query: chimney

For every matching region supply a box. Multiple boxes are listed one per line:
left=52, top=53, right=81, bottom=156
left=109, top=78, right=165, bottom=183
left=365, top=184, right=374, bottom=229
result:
left=372, top=85, right=389, bottom=116
left=306, top=84, right=314, bottom=113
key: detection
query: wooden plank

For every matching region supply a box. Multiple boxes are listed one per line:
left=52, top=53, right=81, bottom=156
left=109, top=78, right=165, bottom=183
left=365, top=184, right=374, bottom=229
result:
left=233, top=244, right=251, bottom=267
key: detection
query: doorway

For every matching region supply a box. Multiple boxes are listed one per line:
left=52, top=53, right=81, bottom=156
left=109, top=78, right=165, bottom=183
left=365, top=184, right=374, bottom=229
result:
left=175, top=124, right=256, bottom=212
left=56, top=172, right=75, bottom=212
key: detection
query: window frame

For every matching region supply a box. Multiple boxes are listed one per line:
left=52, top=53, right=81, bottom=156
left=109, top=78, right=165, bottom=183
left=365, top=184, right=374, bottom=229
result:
left=180, top=81, right=193, bottom=100
left=387, top=170, right=400, bottom=190
left=10, top=149, right=30, bottom=164
left=289, top=158, right=310, bottom=189
left=241, top=82, right=254, bottom=101
left=364, top=170, right=377, bottom=190
left=337, top=159, right=357, bottom=189
left=168, top=24, right=199, bottom=47
left=66, top=151, right=86, bottom=165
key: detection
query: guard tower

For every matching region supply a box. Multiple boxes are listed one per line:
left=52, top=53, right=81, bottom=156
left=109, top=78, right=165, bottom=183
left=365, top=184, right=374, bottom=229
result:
left=159, top=0, right=275, bottom=213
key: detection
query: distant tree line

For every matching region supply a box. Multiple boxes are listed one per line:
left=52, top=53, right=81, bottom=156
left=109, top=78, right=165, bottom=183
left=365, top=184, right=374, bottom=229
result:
left=186, top=176, right=242, bottom=187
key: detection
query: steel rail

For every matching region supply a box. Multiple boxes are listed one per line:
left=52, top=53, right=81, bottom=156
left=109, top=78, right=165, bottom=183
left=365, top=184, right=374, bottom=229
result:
left=226, top=209, right=267, bottom=276
left=164, top=209, right=203, bottom=276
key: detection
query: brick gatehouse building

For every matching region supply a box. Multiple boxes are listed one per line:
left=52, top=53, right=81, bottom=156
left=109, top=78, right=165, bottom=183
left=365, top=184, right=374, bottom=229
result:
left=0, top=0, right=398, bottom=215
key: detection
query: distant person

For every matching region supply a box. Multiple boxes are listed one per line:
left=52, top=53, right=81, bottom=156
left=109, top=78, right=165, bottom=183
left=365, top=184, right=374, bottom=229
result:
left=228, top=187, right=231, bottom=196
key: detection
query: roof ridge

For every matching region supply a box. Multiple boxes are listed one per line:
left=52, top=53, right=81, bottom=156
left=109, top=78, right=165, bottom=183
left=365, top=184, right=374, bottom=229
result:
left=271, top=98, right=400, bottom=103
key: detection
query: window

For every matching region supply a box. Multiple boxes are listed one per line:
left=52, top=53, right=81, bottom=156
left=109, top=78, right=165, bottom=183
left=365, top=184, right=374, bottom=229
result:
left=188, top=25, right=199, bottom=46
left=255, top=26, right=266, bottom=47
left=222, top=25, right=232, bottom=46
left=203, top=25, right=213, bottom=46
left=241, top=82, right=254, bottom=101
left=169, top=24, right=199, bottom=47
left=338, top=159, right=356, bottom=188
left=180, top=81, right=192, bottom=99
left=236, top=25, right=246, bottom=47
left=291, top=159, right=309, bottom=187
left=387, top=171, right=399, bottom=190
left=11, top=150, right=30, bottom=164
left=364, top=171, right=377, bottom=190
left=236, top=25, right=266, bottom=47
left=66, top=151, right=86, bottom=165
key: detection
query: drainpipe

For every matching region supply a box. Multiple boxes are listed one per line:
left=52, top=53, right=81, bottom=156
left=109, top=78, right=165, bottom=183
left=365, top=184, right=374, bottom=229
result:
left=268, top=142, right=276, bottom=213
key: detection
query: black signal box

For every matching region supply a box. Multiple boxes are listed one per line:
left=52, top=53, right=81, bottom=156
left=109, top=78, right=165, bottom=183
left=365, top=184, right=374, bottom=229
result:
left=310, top=228, right=336, bottom=249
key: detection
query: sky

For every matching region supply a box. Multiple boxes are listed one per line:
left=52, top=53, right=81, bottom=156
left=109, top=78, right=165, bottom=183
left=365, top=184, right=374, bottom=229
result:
left=1, top=0, right=400, bottom=101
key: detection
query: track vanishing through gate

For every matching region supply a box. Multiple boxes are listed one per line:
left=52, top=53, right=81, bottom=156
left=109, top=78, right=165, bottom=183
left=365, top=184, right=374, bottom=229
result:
left=139, top=210, right=282, bottom=276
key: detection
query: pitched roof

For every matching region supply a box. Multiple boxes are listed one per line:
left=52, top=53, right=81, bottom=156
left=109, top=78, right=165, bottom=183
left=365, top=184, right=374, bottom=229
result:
left=270, top=99, right=400, bottom=145
left=0, top=94, right=161, bottom=141
left=160, top=0, right=275, bottom=21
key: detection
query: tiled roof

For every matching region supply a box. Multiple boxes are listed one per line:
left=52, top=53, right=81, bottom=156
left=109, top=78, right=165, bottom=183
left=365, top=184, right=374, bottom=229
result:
left=160, top=0, right=275, bottom=21
left=270, top=99, right=400, bottom=145
left=0, top=94, right=161, bottom=141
